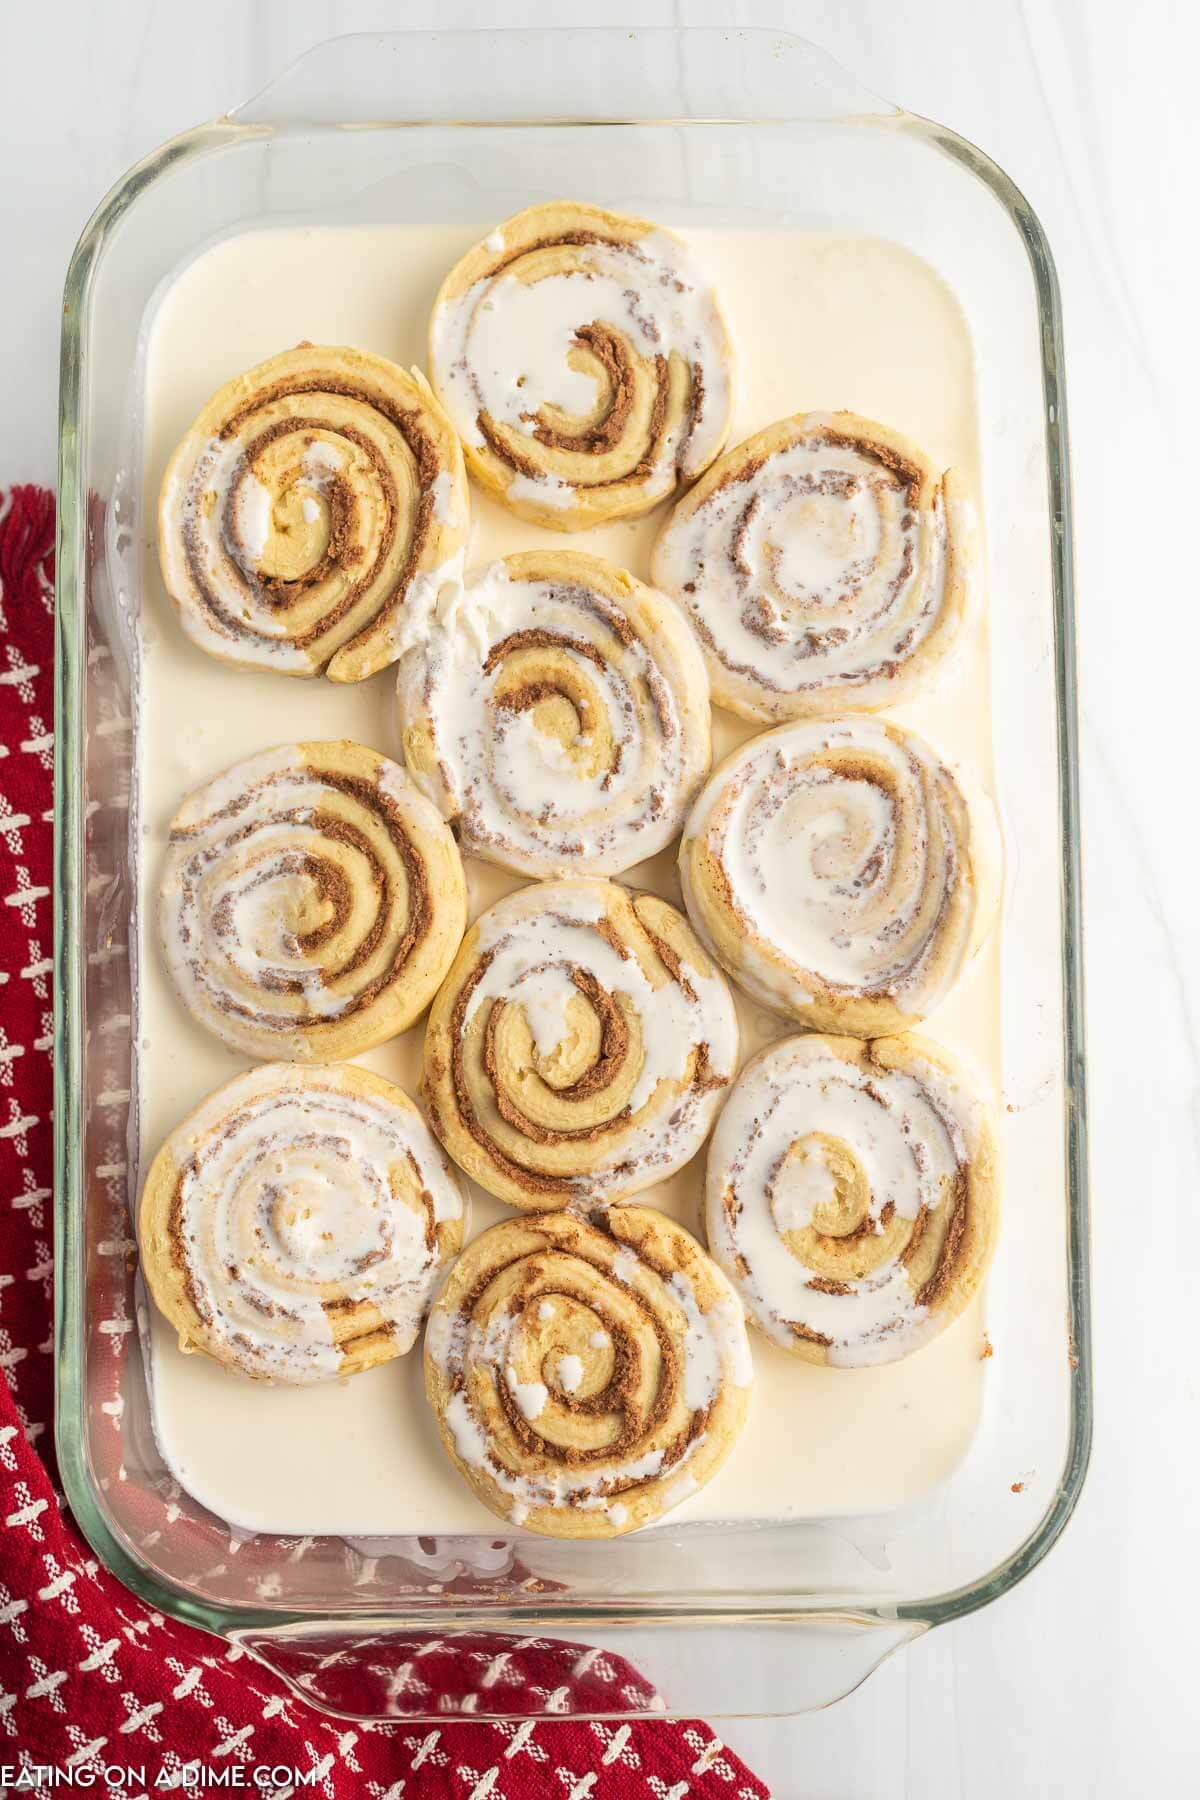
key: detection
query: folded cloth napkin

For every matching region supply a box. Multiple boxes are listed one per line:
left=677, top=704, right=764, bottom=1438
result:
left=0, top=486, right=770, bottom=1799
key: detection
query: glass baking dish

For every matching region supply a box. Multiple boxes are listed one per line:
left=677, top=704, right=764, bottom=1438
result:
left=54, top=26, right=1091, bottom=1720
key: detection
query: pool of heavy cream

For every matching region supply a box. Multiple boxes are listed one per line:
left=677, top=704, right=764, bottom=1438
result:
left=136, top=223, right=1000, bottom=1536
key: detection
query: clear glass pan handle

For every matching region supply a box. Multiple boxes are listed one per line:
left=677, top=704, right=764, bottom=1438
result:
left=231, top=26, right=896, bottom=128
left=234, top=1615, right=924, bottom=1722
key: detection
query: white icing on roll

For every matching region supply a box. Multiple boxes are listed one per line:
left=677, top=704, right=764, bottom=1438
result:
left=429, top=204, right=735, bottom=525
left=424, top=1210, right=753, bottom=1534
left=705, top=1034, right=995, bottom=1367
left=422, top=878, right=740, bottom=1209
left=156, top=345, right=469, bottom=683
left=433, top=231, right=728, bottom=470
left=468, top=880, right=737, bottom=1168
left=152, top=1065, right=466, bottom=1383
left=651, top=411, right=967, bottom=720
left=396, top=552, right=711, bottom=877
left=680, top=717, right=988, bottom=1035
left=159, top=741, right=466, bottom=1063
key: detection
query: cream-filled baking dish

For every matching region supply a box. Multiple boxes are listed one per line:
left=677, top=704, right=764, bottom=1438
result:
left=54, top=26, right=1090, bottom=1721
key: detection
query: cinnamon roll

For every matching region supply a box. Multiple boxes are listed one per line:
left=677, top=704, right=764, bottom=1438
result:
left=428, top=202, right=735, bottom=529
left=424, top=1206, right=752, bottom=1536
left=705, top=1033, right=998, bottom=1366
left=160, top=741, right=467, bottom=1061
left=396, top=549, right=711, bottom=877
left=422, top=878, right=738, bottom=1208
left=140, top=1062, right=467, bottom=1384
left=158, top=345, right=468, bottom=682
left=679, top=718, right=992, bottom=1036
left=651, top=411, right=967, bottom=720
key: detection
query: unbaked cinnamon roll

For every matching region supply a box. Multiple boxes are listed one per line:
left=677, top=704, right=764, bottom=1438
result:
left=424, top=1206, right=752, bottom=1536
left=651, top=411, right=967, bottom=720
left=140, top=1062, right=467, bottom=1383
left=428, top=202, right=735, bottom=529
left=679, top=718, right=993, bottom=1036
left=705, top=1033, right=998, bottom=1366
left=160, top=741, right=467, bottom=1061
left=158, top=345, right=468, bottom=681
left=396, top=549, right=711, bottom=877
left=422, top=878, right=738, bottom=1208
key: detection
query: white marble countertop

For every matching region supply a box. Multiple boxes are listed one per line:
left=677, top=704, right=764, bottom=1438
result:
left=3, top=2, right=1197, bottom=1793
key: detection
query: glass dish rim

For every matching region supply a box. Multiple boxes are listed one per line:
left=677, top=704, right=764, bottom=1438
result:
left=52, top=27, right=1092, bottom=1643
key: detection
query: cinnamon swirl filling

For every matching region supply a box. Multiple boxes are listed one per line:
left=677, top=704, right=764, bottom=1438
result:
left=424, top=1207, right=752, bottom=1535
left=705, top=1034, right=998, bottom=1366
left=679, top=717, right=994, bottom=1037
left=429, top=202, right=735, bottom=530
left=139, top=1063, right=467, bottom=1383
left=159, top=741, right=467, bottom=1062
left=396, top=550, right=711, bottom=877
left=421, top=878, right=738, bottom=1208
left=158, top=345, right=468, bottom=682
left=652, top=411, right=968, bottom=720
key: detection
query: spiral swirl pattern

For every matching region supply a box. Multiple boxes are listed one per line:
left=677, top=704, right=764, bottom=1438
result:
left=424, top=1207, right=752, bottom=1536
left=158, top=345, right=469, bottom=682
left=397, top=550, right=711, bottom=877
left=429, top=201, right=735, bottom=530
left=160, top=741, right=467, bottom=1062
left=705, top=1034, right=998, bottom=1366
left=651, top=411, right=968, bottom=721
left=422, top=878, right=738, bottom=1208
left=140, top=1063, right=467, bottom=1383
left=679, top=718, right=992, bottom=1036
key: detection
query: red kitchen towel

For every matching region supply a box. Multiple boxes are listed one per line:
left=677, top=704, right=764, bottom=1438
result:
left=0, top=487, right=770, bottom=1799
